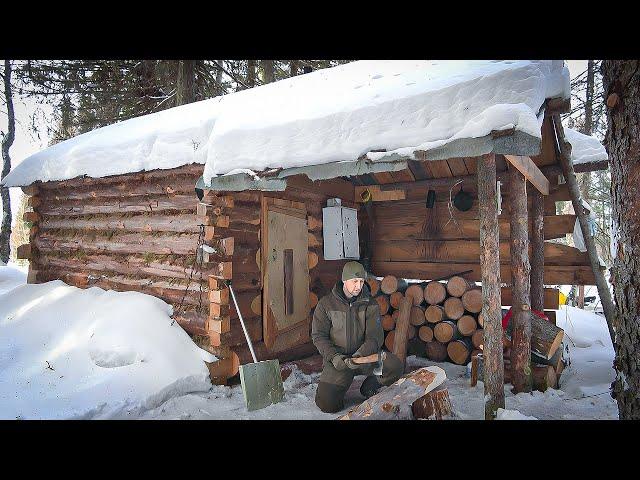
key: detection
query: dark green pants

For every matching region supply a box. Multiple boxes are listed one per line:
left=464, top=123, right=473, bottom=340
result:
left=315, top=352, right=404, bottom=413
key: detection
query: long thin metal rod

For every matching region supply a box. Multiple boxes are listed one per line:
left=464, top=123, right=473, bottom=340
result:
left=228, top=283, right=258, bottom=363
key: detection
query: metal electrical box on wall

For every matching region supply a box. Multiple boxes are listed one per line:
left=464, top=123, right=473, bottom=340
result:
left=322, top=199, right=360, bottom=260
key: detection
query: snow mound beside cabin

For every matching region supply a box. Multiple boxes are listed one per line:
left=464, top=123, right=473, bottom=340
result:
left=0, top=270, right=215, bottom=420
left=0, top=263, right=27, bottom=295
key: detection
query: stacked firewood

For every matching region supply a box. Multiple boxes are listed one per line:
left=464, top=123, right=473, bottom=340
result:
left=368, top=275, right=484, bottom=367
left=370, top=274, right=566, bottom=391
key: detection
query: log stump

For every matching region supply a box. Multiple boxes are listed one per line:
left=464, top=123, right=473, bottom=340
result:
left=411, top=385, right=453, bottom=420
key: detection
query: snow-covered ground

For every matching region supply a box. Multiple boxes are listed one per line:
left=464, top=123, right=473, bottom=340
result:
left=140, top=305, right=618, bottom=420
left=0, top=265, right=618, bottom=419
left=0, top=265, right=215, bottom=420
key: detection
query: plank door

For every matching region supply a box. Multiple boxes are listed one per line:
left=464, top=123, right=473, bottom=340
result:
left=261, top=197, right=310, bottom=353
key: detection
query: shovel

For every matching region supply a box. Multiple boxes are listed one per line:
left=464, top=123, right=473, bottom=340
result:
left=228, top=281, right=285, bottom=411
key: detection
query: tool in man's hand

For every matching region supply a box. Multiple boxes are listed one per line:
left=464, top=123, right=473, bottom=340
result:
left=227, top=280, right=285, bottom=411
left=351, top=350, right=386, bottom=376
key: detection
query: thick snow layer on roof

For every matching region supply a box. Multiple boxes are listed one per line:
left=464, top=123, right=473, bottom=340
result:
left=564, top=127, right=609, bottom=165
left=0, top=268, right=215, bottom=419
left=3, top=60, right=570, bottom=187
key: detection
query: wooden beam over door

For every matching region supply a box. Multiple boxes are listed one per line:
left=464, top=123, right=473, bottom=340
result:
left=503, top=155, right=550, bottom=195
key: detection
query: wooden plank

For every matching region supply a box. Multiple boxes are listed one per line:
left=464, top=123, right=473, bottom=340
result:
left=427, top=160, right=453, bottom=178
left=372, top=240, right=591, bottom=266
left=447, top=158, right=469, bottom=177
left=504, top=155, right=550, bottom=195
left=371, top=261, right=596, bottom=285
left=354, top=184, right=406, bottom=202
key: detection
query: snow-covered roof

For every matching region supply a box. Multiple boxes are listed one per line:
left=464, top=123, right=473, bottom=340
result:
left=563, top=127, right=608, bottom=166
left=4, top=60, right=577, bottom=188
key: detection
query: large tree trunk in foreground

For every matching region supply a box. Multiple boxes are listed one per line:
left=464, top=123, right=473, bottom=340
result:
left=602, top=60, right=640, bottom=419
left=338, top=366, right=446, bottom=420
left=1, top=60, right=15, bottom=264
left=477, top=153, right=505, bottom=419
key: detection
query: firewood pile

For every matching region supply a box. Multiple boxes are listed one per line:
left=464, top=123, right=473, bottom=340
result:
left=368, top=274, right=567, bottom=391
left=368, top=275, right=483, bottom=367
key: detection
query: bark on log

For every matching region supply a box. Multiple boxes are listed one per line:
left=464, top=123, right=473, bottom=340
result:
left=418, top=325, right=434, bottom=342
left=389, top=291, right=404, bottom=309
left=529, top=313, right=564, bottom=360
left=509, top=165, right=533, bottom=394
left=425, top=341, right=448, bottom=362
left=472, top=329, right=484, bottom=349
left=462, top=288, right=483, bottom=313
left=338, top=366, right=446, bottom=420
left=530, top=189, right=545, bottom=312
left=424, top=304, right=444, bottom=324
left=384, top=330, right=395, bottom=351
left=447, top=338, right=473, bottom=365
left=443, top=297, right=464, bottom=320
left=381, top=275, right=408, bottom=294
left=366, top=276, right=380, bottom=296
left=392, top=297, right=412, bottom=368
left=405, top=284, right=425, bottom=306
left=477, top=152, right=505, bottom=419
left=382, top=314, right=395, bottom=331
left=424, top=281, right=447, bottom=305
left=531, top=365, right=557, bottom=392
left=375, top=294, right=390, bottom=315
left=411, top=385, right=453, bottom=420
left=409, top=306, right=426, bottom=326
left=433, top=320, right=460, bottom=343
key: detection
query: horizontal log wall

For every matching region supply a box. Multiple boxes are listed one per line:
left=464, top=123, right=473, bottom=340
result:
left=25, top=163, right=218, bottom=339
left=370, top=172, right=596, bottom=285
left=205, top=175, right=355, bottom=365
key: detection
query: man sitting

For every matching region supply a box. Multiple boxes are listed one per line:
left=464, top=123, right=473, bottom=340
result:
left=311, top=261, right=403, bottom=413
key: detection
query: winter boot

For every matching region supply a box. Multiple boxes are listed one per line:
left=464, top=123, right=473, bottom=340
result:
left=359, top=375, right=383, bottom=399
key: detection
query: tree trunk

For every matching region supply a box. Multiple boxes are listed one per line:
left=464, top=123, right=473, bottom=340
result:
left=602, top=60, right=640, bottom=419
left=246, top=60, right=256, bottom=87
left=176, top=60, right=196, bottom=106
left=1, top=60, right=15, bottom=264
left=509, top=166, right=532, bottom=393
left=290, top=60, right=299, bottom=77
left=530, top=189, right=545, bottom=311
left=261, top=60, right=275, bottom=84
left=477, top=153, right=505, bottom=419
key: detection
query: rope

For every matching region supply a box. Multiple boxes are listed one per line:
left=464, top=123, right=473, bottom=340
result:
left=171, top=224, right=205, bottom=326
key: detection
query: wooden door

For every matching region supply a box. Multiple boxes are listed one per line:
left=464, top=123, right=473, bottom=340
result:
left=261, top=197, right=310, bottom=353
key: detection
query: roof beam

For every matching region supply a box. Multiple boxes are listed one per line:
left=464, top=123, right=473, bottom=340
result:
left=503, top=155, right=550, bottom=196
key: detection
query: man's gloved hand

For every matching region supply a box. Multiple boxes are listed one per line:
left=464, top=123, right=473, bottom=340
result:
left=344, top=357, right=360, bottom=370
left=331, top=354, right=349, bottom=371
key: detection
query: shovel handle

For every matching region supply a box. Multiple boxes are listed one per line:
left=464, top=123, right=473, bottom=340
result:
left=351, top=353, right=380, bottom=364
left=228, top=282, right=258, bottom=363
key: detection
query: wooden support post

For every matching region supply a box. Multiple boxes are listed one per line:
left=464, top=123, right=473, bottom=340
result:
left=530, top=189, right=545, bottom=312
left=508, top=166, right=532, bottom=393
left=477, top=153, right=505, bottom=419
left=577, top=285, right=585, bottom=309
left=552, top=115, right=616, bottom=344
left=392, top=297, right=413, bottom=371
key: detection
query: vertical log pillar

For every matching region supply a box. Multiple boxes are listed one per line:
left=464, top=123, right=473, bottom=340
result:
left=477, top=153, right=505, bottom=419
left=530, top=190, right=545, bottom=312
left=508, top=166, right=532, bottom=393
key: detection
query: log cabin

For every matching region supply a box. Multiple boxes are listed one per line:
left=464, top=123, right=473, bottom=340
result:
left=2, top=61, right=609, bottom=390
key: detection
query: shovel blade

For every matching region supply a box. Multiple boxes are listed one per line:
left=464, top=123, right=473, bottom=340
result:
left=239, top=359, right=285, bottom=411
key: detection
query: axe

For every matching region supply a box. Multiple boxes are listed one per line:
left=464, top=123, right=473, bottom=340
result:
left=351, top=350, right=386, bottom=376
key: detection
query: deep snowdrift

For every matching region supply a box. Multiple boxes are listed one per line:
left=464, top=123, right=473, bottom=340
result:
left=0, top=266, right=215, bottom=419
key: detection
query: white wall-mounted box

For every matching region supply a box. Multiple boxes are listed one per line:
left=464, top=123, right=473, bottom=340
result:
left=322, top=201, right=360, bottom=260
